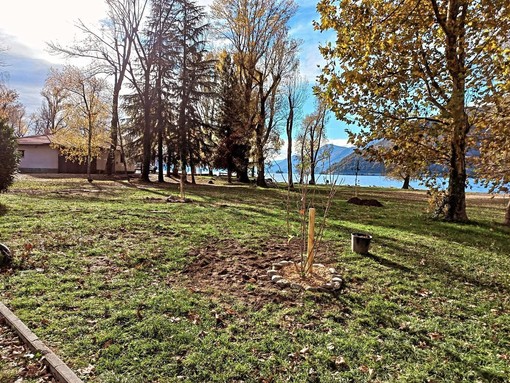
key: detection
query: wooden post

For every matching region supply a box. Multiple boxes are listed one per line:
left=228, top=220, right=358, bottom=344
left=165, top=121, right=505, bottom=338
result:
left=305, top=208, right=316, bottom=274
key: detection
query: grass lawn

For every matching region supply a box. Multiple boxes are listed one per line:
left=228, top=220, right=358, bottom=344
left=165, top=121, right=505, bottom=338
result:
left=0, top=174, right=509, bottom=382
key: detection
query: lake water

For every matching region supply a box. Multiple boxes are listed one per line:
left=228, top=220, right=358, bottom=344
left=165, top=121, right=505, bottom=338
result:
left=267, top=173, right=493, bottom=194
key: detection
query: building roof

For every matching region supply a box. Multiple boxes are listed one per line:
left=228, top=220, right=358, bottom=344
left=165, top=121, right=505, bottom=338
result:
left=17, top=135, right=54, bottom=146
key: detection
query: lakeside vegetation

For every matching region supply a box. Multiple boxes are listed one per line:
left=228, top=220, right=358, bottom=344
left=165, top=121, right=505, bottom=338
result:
left=0, top=175, right=509, bottom=382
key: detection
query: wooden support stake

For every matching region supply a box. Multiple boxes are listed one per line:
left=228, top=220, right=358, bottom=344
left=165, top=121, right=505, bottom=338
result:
left=305, top=208, right=316, bottom=274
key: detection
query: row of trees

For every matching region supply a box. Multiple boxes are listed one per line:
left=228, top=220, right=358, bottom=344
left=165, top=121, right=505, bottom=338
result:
left=316, top=0, right=510, bottom=223
left=27, top=0, right=326, bottom=190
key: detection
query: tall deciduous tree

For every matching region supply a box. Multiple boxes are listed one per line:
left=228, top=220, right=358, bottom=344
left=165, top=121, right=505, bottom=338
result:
left=0, top=85, right=28, bottom=137
left=31, top=68, right=70, bottom=135
left=48, top=66, right=111, bottom=182
left=297, top=100, right=328, bottom=185
left=49, top=0, right=148, bottom=175
left=316, top=0, right=510, bottom=222
left=281, top=73, right=307, bottom=188
left=211, top=0, right=298, bottom=186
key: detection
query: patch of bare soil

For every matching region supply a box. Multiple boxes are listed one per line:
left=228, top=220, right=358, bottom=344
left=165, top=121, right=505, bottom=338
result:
left=170, top=239, right=341, bottom=308
left=0, top=318, right=57, bottom=382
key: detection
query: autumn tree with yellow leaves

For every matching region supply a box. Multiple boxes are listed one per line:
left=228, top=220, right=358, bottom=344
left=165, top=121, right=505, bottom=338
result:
left=47, top=66, right=111, bottom=182
left=316, top=0, right=510, bottom=222
left=211, top=0, right=299, bottom=187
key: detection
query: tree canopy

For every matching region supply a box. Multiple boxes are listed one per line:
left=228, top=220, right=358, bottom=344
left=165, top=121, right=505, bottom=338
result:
left=316, top=0, right=510, bottom=221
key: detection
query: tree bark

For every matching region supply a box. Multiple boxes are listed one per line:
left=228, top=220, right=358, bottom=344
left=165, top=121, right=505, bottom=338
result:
left=106, top=83, right=121, bottom=176
left=286, top=93, right=294, bottom=189
left=443, top=0, right=469, bottom=222
left=237, top=157, right=250, bottom=183
left=256, top=153, right=266, bottom=187
left=87, top=113, right=93, bottom=183
left=141, top=99, right=152, bottom=182
left=402, top=175, right=410, bottom=189
left=309, top=128, right=316, bottom=185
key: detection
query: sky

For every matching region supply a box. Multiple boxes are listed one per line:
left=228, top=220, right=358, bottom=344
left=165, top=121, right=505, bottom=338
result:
left=0, top=0, right=353, bottom=147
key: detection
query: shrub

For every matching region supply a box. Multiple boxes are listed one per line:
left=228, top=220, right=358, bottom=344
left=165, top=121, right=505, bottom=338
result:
left=0, top=119, right=19, bottom=192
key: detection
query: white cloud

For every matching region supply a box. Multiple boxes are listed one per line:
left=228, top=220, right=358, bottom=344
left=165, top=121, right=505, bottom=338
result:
left=0, top=0, right=107, bottom=63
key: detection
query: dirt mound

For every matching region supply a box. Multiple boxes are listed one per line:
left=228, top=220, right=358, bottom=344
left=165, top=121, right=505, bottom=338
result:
left=347, top=197, right=384, bottom=207
left=170, top=239, right=339, bottom=308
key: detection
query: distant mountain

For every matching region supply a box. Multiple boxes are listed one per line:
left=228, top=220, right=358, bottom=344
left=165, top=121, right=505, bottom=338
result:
left=328, top=152, right=386, bottom=175
left=266, top=144, right=355, bottom=174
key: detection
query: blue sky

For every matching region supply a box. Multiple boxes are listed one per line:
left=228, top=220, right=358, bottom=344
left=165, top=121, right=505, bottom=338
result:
left=0, top=0, right=353, bottom=146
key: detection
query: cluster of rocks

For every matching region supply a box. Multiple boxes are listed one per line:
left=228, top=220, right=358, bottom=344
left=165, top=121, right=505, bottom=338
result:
left=267, top=261, right=343, bottom=293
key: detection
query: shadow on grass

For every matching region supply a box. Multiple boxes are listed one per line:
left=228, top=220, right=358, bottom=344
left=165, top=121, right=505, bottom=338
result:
left=363, top=252, right=416, bottom=274
left=114, top=179, right=173, bottom=197
left=378, top=235, right=509, bottom=294
left=0, top=203, right=7, bottom=217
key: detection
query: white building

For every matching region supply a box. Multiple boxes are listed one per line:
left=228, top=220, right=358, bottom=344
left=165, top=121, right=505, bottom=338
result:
left=17, top=135, right=134, bottom=173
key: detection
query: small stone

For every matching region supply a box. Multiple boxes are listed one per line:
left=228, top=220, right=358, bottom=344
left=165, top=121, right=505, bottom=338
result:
left=305, top=286, right=319, bottom=292
left=329, top=268, right=337, bottom=274
left=276, top=279, right=290, bottom=287
left=332, top=282, right=342, bottom=290
left=290, top=283, right=303, bottom=290
left=271, top=275, right=283, bottom=282
left=267, top=270, right=279, bottom=277
left=313, top=263, right=325, bottom=268
left=272, top=263, right=283, bottom=270
left=332, top=277, right=343, bottom=283
left=279, top=261, right=293, bottom=266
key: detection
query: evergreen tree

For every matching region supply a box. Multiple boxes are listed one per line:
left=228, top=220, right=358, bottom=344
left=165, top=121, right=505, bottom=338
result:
left=0, top=119, right=19, bottom=192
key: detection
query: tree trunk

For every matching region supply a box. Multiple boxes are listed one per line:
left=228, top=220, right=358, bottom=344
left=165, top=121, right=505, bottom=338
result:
left=106, top=85, right=121, bottom=176
left=157, top=127, right=164, bottom=183
left=256, top=155, right=266, bottom=187
left=237, top=163, right=250, bottom=183
left=172, top=165, right=179, bottom=177
left=141, top=102, right=152, bottom=182
left=286, top=98, right=294, bottom=189
left=87, top=118, right=93, bottom=183
left=504, top=199, right=510, bottom=226
left=256, top=87, right=267, bottom=188
left=190, top=150, right=196, bottom=185
left=299, top=141, right=305, bottom=185
left=402, top=175, right=410, bottom=189
left=309, top=133, right=316, bottom=185
left=443, top=1, right=469, bottom=222
left=309, top=167, right=316, bottom=185
left=446, top=126, right=469, bottom=221
left=166, top=145, right=172, bottom=177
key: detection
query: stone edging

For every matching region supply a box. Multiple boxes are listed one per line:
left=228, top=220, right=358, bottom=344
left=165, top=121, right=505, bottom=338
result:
left=0, top=301, right=83, bottom=383
left=268, top=261, right=343, bottom=292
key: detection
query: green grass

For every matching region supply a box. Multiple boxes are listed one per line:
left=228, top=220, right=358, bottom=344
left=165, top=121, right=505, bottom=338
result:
left=1, top=175, right=509, bottom=382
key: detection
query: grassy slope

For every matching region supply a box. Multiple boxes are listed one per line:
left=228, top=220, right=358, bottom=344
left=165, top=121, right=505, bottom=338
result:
left=0, top=176, right=509, bottom=382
